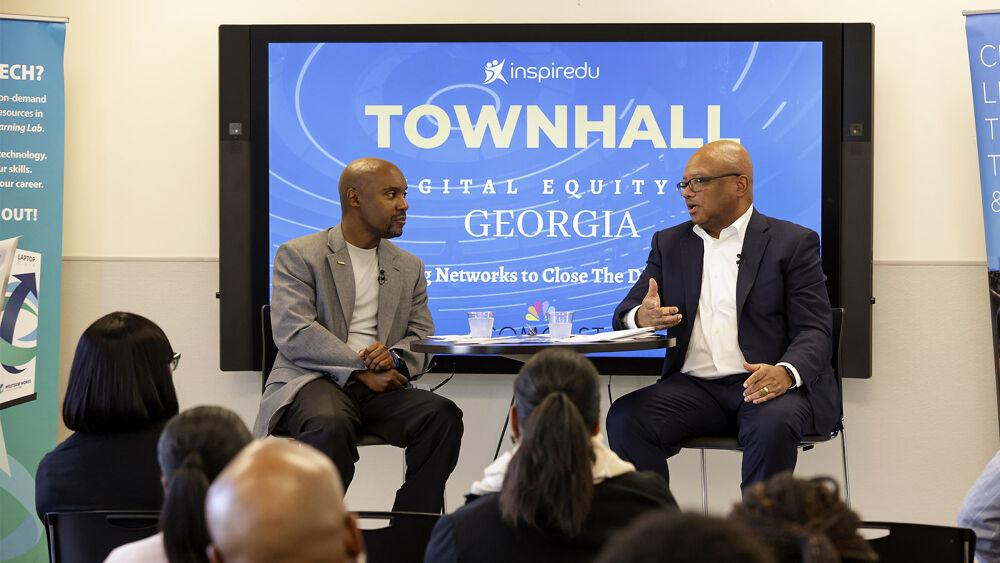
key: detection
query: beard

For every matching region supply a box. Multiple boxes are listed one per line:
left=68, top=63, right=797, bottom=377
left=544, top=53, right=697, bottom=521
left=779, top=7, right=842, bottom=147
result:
left=383, top=214, right=406, bottom=238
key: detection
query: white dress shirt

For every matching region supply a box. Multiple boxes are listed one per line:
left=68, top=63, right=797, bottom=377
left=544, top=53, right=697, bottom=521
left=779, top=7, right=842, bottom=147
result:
left=627, top=206, right=802, bottom=387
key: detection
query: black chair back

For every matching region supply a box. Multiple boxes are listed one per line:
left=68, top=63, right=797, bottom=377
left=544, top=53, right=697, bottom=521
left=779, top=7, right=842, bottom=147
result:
left=831, top=307, right=845, bottom=429
left=859, top=521, right=976, bottom=563
left=832, top=307, right=844, bottom=379
left=261, top=304, right=278, bottom=392
left=356, top=511, right=441, bottom=563
left=45, top=511, right=159, bottom=563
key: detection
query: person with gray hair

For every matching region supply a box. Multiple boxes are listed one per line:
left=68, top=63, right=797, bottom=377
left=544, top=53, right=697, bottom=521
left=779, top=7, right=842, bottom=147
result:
left=205, top=440, right=363, bottom=563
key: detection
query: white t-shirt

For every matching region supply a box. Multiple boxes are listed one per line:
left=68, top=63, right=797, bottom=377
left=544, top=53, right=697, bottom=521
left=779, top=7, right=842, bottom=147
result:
left=345, top=242, right=380, bottom=353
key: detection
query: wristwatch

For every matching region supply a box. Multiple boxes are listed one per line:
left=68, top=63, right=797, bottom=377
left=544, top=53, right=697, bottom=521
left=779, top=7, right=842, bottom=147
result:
left=389, top=349, right=402, bottom=369
left=780, top=364, right=795, bottom=387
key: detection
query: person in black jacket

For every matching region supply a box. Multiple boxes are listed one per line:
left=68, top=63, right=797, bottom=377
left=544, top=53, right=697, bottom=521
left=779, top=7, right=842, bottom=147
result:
left=105, top=406, right=254, bottom=563
left=424, top=348, right=677, bottom=563
left=35, top=312, right=180, bottom=521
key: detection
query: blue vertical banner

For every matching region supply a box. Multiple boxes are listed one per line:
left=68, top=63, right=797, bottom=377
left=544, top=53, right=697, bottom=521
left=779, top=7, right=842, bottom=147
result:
left=966, top=11, right=1000, bottom=435
left=0, top=15, right=66, bottom=562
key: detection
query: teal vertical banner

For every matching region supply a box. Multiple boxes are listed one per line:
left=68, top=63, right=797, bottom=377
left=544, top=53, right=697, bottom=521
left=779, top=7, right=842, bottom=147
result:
left=966, top=11, right=1000, bottom=436
left=0, top=16, right=66, bottom=562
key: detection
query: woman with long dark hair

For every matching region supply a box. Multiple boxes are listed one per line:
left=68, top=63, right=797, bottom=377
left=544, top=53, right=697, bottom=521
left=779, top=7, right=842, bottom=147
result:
left=36, top=312, right=180, bottom=520
left=425, top=348, right=677, bottom=562
left=105, top=406, right=253, bottom=563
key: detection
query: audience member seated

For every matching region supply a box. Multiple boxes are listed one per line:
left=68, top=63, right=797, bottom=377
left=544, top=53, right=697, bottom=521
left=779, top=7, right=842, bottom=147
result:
left=424, top=348, right=678, bottom=563
left=205, top=440, right=363, bottom=563
left=730, top=472, right=877, bottom=563
left=595, top=510, right=777, bottom=563
left=35, top=312, right=180, bottom=521
left=958, top=449, right=1000, bottom=563
left=104, top=406, right=253, bottom=563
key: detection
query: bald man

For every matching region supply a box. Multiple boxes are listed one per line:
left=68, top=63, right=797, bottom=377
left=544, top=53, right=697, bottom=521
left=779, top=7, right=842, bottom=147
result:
left=205, top=440, right=363, bottom=563
left=607, top=141, right=839, bottom=489
left=254, top=157, right=463, bottom=513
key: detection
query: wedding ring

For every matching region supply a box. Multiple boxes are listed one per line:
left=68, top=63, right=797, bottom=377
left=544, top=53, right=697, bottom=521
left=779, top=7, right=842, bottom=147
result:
left=763, top=386, right=770, bottom=395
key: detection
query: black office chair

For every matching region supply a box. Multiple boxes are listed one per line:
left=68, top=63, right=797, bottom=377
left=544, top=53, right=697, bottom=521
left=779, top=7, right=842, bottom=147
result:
left=679, top=308, right=850, bottom=513
left=45, top=511, right=159, bottom=563
left=859, top=522, right=976, bottom=563
left=261, top=304, right=384, bottom=447
left=356, top=511, right=441, bottom=563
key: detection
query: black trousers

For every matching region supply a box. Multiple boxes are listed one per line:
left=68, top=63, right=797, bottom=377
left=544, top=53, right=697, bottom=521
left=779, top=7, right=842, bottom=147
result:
left=606, top=372, right=814, bottom=490
left=275, top=377, right=464, bottom=513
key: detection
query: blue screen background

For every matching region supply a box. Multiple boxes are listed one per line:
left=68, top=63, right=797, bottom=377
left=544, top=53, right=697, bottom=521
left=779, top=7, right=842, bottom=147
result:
left=268, top=41, right=822, bottom=349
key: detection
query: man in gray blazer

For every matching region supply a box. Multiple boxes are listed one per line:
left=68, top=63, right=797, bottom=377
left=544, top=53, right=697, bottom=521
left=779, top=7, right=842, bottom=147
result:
left=254, top=157, right=463, bottom=513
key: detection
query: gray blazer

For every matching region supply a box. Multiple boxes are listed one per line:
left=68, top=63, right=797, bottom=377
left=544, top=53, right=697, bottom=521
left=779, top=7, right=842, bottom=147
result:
left=253, top=226, right=434, bottom=437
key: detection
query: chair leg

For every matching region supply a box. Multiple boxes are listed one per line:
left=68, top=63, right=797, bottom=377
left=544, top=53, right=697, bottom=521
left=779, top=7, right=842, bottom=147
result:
left=700, top=448, right=709, bottom=515
left=494, top=393, right=516, bottom=460
left=840, top=426, right=852, bottom=508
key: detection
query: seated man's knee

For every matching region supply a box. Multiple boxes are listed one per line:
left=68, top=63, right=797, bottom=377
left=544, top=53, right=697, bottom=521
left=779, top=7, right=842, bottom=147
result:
left=435, top=397, right=464, bottom=430
left=420, top=395, right=463, bottom=438
left=741, top=409, right=800, bottom=445
left=303, top=412, right=359, bottom=443
left=606, top=397, right=641, bottom=441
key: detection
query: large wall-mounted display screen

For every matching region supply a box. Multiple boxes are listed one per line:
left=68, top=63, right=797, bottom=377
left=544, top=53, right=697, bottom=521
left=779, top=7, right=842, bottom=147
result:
left=219, top=23, right=873, bottom=376
left=267, top=40, right=822, bottom=350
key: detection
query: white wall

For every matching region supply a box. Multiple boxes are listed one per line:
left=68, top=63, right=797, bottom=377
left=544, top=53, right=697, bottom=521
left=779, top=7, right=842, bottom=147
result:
left=1, top=0, right=991, bottom=262
left=5, top=0, right=1000, bottom=525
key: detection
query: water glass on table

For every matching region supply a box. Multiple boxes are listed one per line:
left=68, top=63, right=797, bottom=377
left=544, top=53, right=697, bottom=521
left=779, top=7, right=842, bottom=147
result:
left=467, top=311, right=495, bottom=338
left=546, top=310, right=574, bottom=339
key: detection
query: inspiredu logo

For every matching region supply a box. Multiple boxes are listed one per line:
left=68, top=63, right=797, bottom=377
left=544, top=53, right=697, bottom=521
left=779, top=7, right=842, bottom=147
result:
left=483, top=59, right=508, bottom=85
left=482, top=58, right=601, bottom=85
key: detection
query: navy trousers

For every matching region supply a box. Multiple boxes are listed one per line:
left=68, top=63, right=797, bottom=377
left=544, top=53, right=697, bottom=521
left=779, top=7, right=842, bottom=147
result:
left=606, top=372, right=814, bottom=490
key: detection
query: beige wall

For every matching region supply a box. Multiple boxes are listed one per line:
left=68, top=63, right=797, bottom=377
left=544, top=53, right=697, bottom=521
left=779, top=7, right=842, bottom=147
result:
left=4, top=0, right=999, bottom=525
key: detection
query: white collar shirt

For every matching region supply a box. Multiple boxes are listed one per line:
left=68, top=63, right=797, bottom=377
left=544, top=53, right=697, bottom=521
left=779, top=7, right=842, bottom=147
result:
left=680, top=205, right=756, bottom=378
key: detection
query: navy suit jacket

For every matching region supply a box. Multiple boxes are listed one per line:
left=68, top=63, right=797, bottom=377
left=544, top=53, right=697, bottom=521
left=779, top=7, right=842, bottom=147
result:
left=612, top=210, right=840, bottom=434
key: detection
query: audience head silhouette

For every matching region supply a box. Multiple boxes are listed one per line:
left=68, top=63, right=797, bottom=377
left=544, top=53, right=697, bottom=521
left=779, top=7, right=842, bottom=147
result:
left=596, top=510, right=777, bottom=563
left=499, top=347, right=601, bottom=536
left=730, top=472, right=877, bottom=563
left=63, top=311, right=179, bottom=433
left=157, top=406, right=252, bottom=563
left=205, top=440, right=362, bottom=563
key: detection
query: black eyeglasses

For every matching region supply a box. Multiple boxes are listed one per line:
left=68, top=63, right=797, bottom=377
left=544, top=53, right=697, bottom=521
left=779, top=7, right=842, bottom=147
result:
left=170, top=352, right=181, bottom=372
left=676, top=173, right=744, bottom=194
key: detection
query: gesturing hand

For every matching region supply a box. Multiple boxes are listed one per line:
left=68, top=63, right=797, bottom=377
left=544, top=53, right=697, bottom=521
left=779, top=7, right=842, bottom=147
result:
left=353, top=369, right=407, bottom=393
left=635, top=279, right=683, bottom=330
left=742, top=362, right=794, bottom=405
left=359, top=341, right=395, bottom=372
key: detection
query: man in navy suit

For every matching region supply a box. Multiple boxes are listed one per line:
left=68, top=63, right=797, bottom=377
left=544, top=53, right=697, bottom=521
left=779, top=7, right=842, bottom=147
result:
left=606, top=140, right=840, bottom=489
